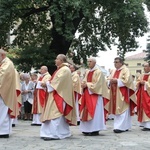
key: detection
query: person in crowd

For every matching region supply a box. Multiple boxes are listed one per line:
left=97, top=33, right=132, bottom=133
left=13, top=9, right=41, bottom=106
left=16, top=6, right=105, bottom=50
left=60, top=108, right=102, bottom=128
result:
left=69, top=64, right=82, bottom=125
left=79, top=57, right=109, bottom=136
left=40, top=54, right=76, bottom=140
left=0, top=48, right=20, bottom=138
left=21, top=73, right=34, bottom=120
left=19, top=72, right=25, bottom=119
left=31, top=73, right=38, bottom=86
left=108, top=57, right=136, bottom=133
left=20, top=73, right=25, bottom=85
left=136, top=62, right=150, bottom=131
left=31, top=66, right=51, bottom=126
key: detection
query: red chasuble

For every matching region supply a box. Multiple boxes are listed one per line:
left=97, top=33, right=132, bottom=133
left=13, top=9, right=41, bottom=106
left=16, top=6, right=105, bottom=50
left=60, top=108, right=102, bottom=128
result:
left=80, top=71, right=99, bottom=121
left=136, top=75, right=150, bottom=122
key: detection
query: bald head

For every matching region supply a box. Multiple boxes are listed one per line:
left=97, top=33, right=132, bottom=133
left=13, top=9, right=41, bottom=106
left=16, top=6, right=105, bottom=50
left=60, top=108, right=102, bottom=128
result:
left=55, top=54, right=67, bottom=67
left=58, top=54, right=67, bottom=63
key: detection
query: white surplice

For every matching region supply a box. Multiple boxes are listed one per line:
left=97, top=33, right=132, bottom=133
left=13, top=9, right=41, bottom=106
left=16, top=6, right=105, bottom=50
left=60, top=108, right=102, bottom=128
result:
left=32, top=114, right=41, bottom=125
left=113, top=79, right=132, bottom=131
left=0, top=97, right=12, bottom=135
left=40, top=116, right=71, bottom=139
left=114, top=108, right=131, bottom=130
left=40, top=82, right=71, bottom=139
left=80, top=96, right=106, bottom=132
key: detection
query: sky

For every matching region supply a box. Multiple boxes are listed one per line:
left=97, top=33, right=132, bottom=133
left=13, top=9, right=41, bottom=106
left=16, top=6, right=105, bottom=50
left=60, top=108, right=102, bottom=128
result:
left=96, top=35, right=148, bottom=70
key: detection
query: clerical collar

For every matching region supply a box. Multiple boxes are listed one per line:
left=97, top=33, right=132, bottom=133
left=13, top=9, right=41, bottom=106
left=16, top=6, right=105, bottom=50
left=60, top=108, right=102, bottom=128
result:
left=144, top=72, right=150, bottom=75
left=41, top=72, right=47, bottom=77
left=89, top=65, right=97, bottom=72
left=57, top=63, right=69, bottom=69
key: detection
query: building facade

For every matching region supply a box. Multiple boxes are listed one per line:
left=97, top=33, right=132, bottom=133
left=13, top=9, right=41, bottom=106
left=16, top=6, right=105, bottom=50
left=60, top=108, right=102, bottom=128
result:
left=125, top=51, right=146, bottom=77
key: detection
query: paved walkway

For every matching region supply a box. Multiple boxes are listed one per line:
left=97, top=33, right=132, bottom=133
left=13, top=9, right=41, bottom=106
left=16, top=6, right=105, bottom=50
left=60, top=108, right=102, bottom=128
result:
left=0, top=116, right=150, bottom=150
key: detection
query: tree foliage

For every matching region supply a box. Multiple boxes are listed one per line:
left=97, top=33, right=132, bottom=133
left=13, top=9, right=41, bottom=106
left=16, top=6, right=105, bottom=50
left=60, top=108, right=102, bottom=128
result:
left=143, top=0, right=150, bottom=62
left=0, top=0, right=148, bottom=73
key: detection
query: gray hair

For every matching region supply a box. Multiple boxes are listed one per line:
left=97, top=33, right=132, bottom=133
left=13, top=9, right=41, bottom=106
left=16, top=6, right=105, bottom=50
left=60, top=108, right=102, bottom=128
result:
left=88, top=57, right=96, bottom=63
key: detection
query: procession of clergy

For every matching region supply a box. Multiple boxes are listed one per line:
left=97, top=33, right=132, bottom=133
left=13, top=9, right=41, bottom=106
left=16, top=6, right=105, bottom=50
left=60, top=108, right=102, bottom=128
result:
left=0, top=48, right=150, bottom=140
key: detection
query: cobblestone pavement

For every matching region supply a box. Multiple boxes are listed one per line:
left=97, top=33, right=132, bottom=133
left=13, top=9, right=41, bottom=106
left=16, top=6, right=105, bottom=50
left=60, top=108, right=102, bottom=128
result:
left=0, top=116, right=150, bottom=150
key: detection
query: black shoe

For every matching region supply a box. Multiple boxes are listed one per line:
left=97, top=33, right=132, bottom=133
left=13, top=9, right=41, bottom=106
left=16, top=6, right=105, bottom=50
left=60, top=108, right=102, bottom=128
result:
left=113, top=129, right=128, bottom=133
left=82, top=131, right=99, bottom=136
left=107, top=118, right=114, bottom=121
left=12, top=124, right=15, bottom=127
left=31, top=123, right=41, bottom=126
left=141, top=128, right=150, bottom=131
left=77, top=121, right=80, bottom=125
left=90, top=131, right=99, bottom=136
left=0, top=134, right=9, bottom=138
left=82, top=132, right=90, bottom=136
left=43, top=137, right=58, bottom=141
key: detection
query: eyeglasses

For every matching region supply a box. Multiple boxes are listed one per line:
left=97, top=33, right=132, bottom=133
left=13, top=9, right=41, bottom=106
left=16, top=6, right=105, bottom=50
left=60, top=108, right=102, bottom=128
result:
left=114, top=61, right=120, bottom=63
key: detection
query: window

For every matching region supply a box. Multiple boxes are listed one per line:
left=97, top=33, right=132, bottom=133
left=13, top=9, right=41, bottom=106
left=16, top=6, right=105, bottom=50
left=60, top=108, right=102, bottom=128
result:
left=137, top=63, right=141, bottom=66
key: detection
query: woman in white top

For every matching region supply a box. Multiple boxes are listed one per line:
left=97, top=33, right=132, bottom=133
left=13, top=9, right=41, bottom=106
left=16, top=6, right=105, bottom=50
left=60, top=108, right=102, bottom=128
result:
left=21, top=74, right=34, bottom=120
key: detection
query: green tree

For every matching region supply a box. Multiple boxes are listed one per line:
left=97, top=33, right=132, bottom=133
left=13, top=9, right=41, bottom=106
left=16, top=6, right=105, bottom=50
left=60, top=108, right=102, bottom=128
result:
left=0, top=0, right=148, bottom=73
left=145, top=35, right=150, bottom=61
left=143, top=0, right=150, bottom=62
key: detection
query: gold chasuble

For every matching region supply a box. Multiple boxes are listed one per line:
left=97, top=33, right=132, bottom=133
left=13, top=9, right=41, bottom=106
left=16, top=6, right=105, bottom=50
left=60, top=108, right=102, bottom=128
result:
left=41, top=63, right=77, bottom=125
left=79, top=67, right=110, bottom=121
left=109, top=65, right=136, bottom=115
left=72, top=71, right=82, bottom=100
left=15, top=69, right=22, bottom=108
left=136, top=74, right=150, bottom=122
left=0, top=57, right=20, bottom=118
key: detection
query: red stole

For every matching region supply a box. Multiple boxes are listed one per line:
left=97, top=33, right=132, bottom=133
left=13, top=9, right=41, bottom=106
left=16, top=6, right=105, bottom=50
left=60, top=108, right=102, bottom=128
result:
left=136, top=75, right=150, bottom=122
left=111, top=70, right=136, bottom=115
left=47, top=68, right=73, bottom=124
left=8, top=89, right=21, bottom=118
left=80, top=71, right=98, bottom=121
left=32, top=75, right=46, bottom=114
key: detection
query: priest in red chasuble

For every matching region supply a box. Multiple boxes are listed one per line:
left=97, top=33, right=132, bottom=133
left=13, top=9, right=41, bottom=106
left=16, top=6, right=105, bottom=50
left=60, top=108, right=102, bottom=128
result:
left=136, top=62, right=150, bottom=131
left=108, top=57, right=136, bottom=133
left=40, top=54, right=76, bottom=140
left=31, top=66, right=51, bottom=126
left=79, top=57, right=109, bottom=136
